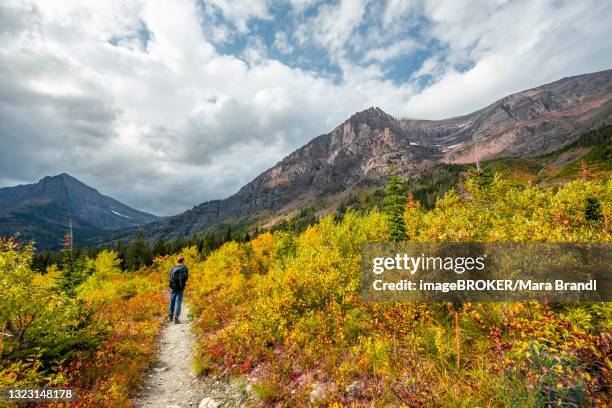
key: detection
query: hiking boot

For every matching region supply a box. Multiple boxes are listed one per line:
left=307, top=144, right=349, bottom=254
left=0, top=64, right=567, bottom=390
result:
left=174, top=318, right=180, bottom=324
left=168, top=315, right=174, bottom=322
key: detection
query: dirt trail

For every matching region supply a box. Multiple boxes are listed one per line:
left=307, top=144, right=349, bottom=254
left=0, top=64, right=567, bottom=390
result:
left=135, top=303, right=205, bottom=408
left=134, top=302, right=248, bottom=408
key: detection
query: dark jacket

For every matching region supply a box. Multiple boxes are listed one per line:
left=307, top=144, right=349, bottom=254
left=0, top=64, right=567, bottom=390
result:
left=169, top=264, right=188, bottom=290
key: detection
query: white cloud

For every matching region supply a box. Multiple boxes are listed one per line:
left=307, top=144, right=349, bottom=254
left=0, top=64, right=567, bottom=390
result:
left=404, top=0, right=612, bottom=118
left=204, top=0, right=269, bottom=32
left=286, top=0, right=320, bottom=13
left=383, top=0, right=419, bottom=25
left=273, top=31, right=293, bottom=54
left=0, top=0, right=416, bottom=215
left=363, top=38, right=419, bottom=62
left=306, top=0, right=367, bottom=59
left=1, top=0, right=611, bottom=215
left=410, top=55, right=442, bottom=79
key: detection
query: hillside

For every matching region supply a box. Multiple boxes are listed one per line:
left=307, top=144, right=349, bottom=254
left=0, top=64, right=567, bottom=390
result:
left=187, top=175, right=611, bottom=406
left=400, top=69, right=612, bottom=163
left=265, top=123, right=612, bottom=232
left=0, top=173, right=159, bottom=249
left=5, top=172, right=609, bottom=406
left=89, top=69, right=612, bottom=245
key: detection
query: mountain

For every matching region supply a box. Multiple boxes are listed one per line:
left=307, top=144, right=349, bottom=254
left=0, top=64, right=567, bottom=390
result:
left=91, top=69, right=612, bottom=244
left=0, top=173, right=159, bottom=249
left=400, top=69, right=612, bottom=163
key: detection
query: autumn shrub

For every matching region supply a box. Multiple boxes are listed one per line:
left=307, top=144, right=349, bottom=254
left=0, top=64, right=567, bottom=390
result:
left=189, top=176, right=610, bottom=406
left=1, top=240, right=167, bottom=407
left=0, top=238, right=99, bottom=388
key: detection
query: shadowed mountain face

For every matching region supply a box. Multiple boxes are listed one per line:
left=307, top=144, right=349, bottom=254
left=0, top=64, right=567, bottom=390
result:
left=0, top=173, right=159, bottom=248
left=91, top=69, right=612, bottom=244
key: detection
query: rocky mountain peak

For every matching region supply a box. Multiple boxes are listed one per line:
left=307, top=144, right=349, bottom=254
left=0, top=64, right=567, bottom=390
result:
left=87, top=69, right=612, bottom=246
left=347, top=106, right=398, bottom=129
left=40, top=173, right=97, bottom=194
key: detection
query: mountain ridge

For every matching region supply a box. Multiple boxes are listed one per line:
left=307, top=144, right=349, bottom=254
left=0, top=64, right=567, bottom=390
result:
left=86, top=68, right=612, bottom=245
left=0, top=173, right=159, bottom=248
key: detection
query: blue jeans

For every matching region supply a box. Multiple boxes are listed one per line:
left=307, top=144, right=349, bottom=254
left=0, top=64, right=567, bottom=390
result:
left=168, top=289, right=184, bottom=319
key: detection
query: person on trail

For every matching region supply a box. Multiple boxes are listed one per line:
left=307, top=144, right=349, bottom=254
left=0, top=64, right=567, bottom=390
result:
left=168, top=256, right=188, bottom=324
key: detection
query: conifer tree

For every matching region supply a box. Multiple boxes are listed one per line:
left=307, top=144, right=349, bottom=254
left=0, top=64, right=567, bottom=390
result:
left=471, top=166, right=494, bottom=190
left=384, top=171, right=407, bottom=242
left=127, top=232, right=148, bottom=271
left=57, top=248, right=92, bottom=296
left=152, top=239, right=167, bottom=258
left=224, top=225, right=232, bottom=242
left=585, top=195, right=602, bottom=222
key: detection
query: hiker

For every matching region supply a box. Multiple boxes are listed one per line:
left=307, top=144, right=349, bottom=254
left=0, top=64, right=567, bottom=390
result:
left=168, top=256, right=189, bottom=324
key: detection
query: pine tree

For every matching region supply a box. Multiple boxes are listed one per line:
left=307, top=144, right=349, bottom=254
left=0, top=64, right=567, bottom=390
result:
left=57, top=248, right=92, bottom=296
left=201, top=232, right=218, bottom=255
left=152, top=239, right=167, bottom=258
left=127, top=232, right=149, bottom=271
left=585, top=196, right=602, bottom=222
left=224, top=225, right=232, bottom=243
left=471, top=166, right=494, bottom=190
left=384, top=172, right=407, bottom=242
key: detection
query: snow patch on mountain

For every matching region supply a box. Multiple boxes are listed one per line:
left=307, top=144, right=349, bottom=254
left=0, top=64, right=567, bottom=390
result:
left=112, top=210, right=131, bottom=219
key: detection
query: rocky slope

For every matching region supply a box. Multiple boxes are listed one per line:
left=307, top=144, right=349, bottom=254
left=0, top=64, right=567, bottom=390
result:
left=92, top=69, right=612, bottom=244
left=0, top=173, right=159, bottom=248
left=400, top=69, right=612, bottom=163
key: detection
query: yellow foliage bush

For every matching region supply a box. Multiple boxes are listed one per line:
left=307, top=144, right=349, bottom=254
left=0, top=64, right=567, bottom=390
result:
left=1, top=243, right=166, bottom=407
left=189, top=177, right=611, bottom=406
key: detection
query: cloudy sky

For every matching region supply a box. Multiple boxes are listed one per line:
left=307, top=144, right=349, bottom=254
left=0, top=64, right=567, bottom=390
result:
left=1, top=0, right=611, bottom=215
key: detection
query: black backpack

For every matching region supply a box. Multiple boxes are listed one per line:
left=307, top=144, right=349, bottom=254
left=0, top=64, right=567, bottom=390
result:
left=169, top=265, right=187, bottom=290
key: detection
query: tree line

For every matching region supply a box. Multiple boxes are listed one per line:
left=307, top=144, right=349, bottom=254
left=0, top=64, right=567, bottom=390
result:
left=31, top=225, right=251, bottom=273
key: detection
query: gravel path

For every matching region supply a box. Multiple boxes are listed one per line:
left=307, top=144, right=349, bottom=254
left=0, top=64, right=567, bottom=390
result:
left=134, top=301, right=250, bottom=408
left=135, top=303, right=205, bottom=408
